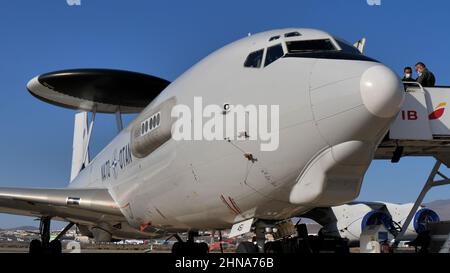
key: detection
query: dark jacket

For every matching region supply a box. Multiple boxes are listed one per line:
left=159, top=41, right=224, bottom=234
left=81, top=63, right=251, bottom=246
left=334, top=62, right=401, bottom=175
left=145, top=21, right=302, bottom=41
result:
left=402, top=76, right=415, bottom=82
left=416, top=68, right=436, bottom=87
left=402, top=77, right=416, bottom=89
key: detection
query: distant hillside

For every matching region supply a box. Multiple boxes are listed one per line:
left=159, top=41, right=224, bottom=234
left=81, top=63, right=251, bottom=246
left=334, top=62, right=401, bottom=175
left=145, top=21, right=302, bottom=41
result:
left=424, top=199, right=450, bottom=221
left=0, top=226, right=38, bottom=231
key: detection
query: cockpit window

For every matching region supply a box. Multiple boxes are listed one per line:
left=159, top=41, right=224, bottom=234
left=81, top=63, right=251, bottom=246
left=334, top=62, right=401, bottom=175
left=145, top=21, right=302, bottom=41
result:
left=286, top=39, right=336, bottom=53
left=335, top=38, right=362, bottom=55
left=284, top=31, right=301, bottom=38
left=269, top=35, right=280, bottom=42
left=244, top=49, right=264, bottom=68
left=264, top=44, right=284, bottom=67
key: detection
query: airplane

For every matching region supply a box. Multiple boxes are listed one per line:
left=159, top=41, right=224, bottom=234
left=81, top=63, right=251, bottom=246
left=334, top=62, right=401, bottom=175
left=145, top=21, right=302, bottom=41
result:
left=0, top=28, right=405, bottom=254
left=303, top=202, right=440, bottom=247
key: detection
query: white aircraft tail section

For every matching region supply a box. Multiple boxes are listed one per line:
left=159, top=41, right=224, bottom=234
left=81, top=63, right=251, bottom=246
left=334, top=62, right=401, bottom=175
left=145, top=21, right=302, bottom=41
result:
left=70, top=112, right=89, bottom=182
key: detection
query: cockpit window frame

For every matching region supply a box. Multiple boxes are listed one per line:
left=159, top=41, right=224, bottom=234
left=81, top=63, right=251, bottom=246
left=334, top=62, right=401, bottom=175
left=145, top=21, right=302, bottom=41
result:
left=284, top=31, right=302, bottom=38
left=244, top=34, right=368, bottom=70
left=243, top=48, right=265, bottom=69
left=269, top=35, right=280, bottom=42
left=264, top=43, right=285, bottom=67
left=283, top=37, right=379, bottom=63
left=285, top=38, right=338, bottom=54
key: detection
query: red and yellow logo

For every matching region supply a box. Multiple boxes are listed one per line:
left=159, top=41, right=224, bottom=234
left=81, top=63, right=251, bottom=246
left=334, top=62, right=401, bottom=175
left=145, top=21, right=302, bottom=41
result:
left=429, top=102, right=447, bottom=120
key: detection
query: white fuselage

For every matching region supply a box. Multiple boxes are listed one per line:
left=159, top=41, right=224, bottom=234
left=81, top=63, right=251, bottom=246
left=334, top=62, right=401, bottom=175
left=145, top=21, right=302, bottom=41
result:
left=312, top=202, right=441, bottom=244
left=69, top=28, right=404, bottom=233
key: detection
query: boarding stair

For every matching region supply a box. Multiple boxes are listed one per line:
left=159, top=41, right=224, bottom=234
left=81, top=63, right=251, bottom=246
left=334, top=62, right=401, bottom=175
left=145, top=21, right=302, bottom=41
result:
left=375, top=82, right=450, bottom=247
left=376, top=82, right=450, bottom=164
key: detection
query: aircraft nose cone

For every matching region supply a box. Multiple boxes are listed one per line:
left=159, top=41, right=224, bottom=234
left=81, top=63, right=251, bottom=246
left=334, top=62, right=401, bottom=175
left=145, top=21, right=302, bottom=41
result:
left=360, top=65, right=404, bottom=118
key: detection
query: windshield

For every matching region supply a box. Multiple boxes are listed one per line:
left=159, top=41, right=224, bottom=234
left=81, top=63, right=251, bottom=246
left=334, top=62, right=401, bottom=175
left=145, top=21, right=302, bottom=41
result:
left=286, top=39, right=336, bottom=53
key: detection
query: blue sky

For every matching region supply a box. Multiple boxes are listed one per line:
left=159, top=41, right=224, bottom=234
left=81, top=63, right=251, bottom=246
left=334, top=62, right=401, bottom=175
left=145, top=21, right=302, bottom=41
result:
left=1, top=0, right=450, bottom=228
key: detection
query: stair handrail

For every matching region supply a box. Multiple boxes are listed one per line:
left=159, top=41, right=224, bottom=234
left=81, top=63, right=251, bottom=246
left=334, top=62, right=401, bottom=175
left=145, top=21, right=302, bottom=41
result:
left=402, top=81, right=425, bottom=93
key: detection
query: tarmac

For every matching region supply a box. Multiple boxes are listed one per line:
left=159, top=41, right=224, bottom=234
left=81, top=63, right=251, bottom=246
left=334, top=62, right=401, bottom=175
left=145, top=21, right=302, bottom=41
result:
left=0, top=247, right=170, bottom=253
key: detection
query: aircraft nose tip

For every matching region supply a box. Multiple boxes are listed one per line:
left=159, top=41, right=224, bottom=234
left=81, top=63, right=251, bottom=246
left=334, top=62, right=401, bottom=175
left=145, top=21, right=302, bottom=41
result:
left=360, top=65, right=405, bottom=118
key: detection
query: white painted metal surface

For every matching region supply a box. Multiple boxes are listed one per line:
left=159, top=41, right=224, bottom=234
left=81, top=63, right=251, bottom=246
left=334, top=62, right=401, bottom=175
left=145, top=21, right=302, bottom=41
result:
left=390, top=85, right=450, bottom=140
left=0, top=28, right=405, bottom=240
left=229, top=218, right=254, bottom=238
left=389, top=88, right=433, bottom=140
left=70, top=112, right=89, bottom=182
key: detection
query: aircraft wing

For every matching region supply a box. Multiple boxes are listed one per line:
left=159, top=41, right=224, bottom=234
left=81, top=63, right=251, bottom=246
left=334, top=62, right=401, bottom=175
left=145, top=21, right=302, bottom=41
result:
left=0, top=187, right=126, bottom=225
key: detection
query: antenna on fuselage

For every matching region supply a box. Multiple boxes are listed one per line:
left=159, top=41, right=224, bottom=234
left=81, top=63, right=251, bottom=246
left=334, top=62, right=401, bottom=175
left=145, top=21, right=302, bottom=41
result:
left=354, top=38, right=367, bottom=54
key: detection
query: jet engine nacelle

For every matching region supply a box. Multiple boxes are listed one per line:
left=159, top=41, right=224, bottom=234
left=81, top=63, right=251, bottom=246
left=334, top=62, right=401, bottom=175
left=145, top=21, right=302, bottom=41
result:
left=384, top=203, right=440, bottom=241
left=304, top=202, right=440, bottom=245
left=314, top=203, right=394, bottom=245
